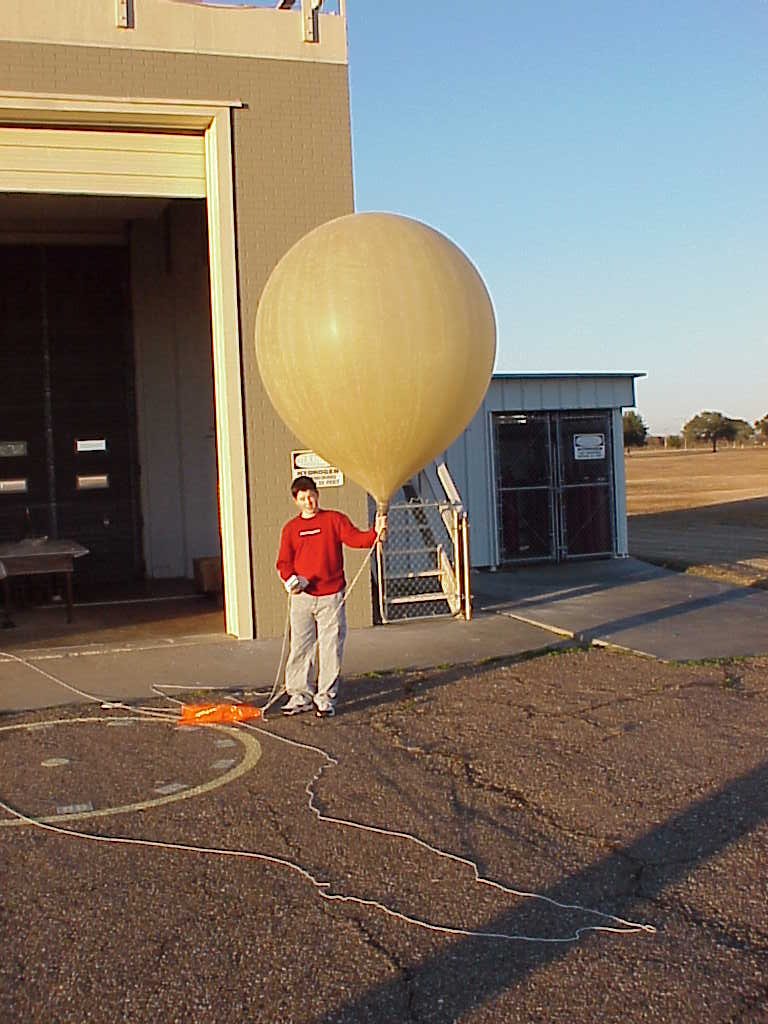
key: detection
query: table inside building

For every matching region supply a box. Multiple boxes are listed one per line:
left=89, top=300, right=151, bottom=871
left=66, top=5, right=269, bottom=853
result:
left=0, top=539, right=89, bottom=627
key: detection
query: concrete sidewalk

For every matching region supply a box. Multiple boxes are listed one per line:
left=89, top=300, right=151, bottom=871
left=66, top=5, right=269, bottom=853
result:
left=3, top=555, right=766, bottom=714
left=0, top=609, right=565, bottom=713
left=473, top=557, right=768, bottom=661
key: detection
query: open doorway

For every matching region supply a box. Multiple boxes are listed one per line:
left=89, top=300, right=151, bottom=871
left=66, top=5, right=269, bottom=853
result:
left=0, top=194, right=226, bottom=648
left=0, top=242, right=142, bottom=583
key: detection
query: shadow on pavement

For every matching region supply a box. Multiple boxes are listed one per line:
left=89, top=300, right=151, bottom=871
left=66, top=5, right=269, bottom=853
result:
left=314, top=756, right=768, bottom=1023
left=471, top=561, right=666, bottom=613
left=470, top=558, right=768, bottom=659
left=338, top=649, right=574, bottom=719
left=573, top=586, right=765, bottom=645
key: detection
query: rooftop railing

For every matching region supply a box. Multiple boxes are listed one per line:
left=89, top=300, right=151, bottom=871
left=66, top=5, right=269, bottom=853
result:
left=2, top=0, right=347, bottom=61
left=155, top=0, right=343, bottom=17
left=122, top=0, right=344, bottom=43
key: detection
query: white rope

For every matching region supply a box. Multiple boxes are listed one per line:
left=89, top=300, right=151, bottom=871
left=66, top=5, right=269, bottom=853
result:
left=259, top=594, right=293, bottom=719
left=243, top=721, right=656, bottom=940
left=0, top=700, right=655, bottom=944
left=261, top=543, right=377, bottom=719
left=0, top=787, right=654, bottom=943
left=0, top=791, right=602, bottom=944
left=0, top=539, right=656, bottom=944
left=0, top=646, right=136, bottom=710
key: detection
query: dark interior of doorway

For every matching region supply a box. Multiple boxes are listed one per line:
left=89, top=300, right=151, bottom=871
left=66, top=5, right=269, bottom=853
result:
left=0, top=241, right=224, bottom=648
left=0, top=244, right=142, bottom=583
left=0, top=580, right=225, bottom=653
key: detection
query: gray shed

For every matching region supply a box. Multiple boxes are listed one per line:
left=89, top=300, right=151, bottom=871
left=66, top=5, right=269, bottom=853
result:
left=419, top=373, right=643, bottom=569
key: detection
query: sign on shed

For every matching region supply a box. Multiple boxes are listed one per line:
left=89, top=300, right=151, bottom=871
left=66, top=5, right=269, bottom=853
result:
left=573, top=433, right=606, bottom=460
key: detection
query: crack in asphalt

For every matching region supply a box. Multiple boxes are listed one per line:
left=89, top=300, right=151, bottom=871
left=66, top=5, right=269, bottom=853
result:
left=370, top=713, right=620, bottom=850
left=643, top=893, right=768, bottom=959
left=383, top=672, right=766, bottom=755
left=724, top=982, right=768, bottom=1023
left=261, top=798, right=305, bottom=862
left=500, top=674, right=745, bottom=719
left=344, top=917, right=425, bottom=1024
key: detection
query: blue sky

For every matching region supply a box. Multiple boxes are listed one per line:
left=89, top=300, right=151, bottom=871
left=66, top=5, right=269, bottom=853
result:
left=346, top=2, right=768, bottom=435
left=204, top=1, right=765, bottom=435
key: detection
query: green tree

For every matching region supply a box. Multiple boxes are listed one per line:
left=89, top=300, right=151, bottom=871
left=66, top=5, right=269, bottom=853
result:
left=683, top=411, right=739, bottom=452
left=666, top=434, right=683, bottom=449
left=731, top=418, right=754, bottom=445
left=623, top=410, right=648, bottom=450
left=754, top=415, right=768, bottom=443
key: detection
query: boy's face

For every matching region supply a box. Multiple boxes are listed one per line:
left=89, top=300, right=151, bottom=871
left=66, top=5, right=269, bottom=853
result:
left=294, top=488, right=319, bottom=517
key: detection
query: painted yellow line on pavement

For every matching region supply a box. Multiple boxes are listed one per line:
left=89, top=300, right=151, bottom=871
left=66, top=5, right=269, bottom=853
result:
left=0, top=716, right=261, bottom=828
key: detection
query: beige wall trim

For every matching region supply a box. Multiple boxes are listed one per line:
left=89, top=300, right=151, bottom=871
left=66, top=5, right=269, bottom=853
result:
left=0, top=92, right=254, bottom=638
left=0, top=0, right=347, bottom=65
left=0, top=90, right=243, bottom=108
left=204, top=109, right=254, bottom=639
left=0, top=92, right=242, bottom=130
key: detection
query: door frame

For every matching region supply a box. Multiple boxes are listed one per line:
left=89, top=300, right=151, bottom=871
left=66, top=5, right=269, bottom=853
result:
left=0, top=91, right=253, bottom=638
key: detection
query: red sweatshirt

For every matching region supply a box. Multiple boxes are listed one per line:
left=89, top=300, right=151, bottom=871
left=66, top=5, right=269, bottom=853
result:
left=276, top=509, right=377, bottom=597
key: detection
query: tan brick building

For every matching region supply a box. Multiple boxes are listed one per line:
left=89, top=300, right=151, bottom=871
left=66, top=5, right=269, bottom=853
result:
left=0, top=0, right=374, bottom=639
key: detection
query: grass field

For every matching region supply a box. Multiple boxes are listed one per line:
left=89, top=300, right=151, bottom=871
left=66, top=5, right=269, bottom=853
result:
left=625, top=447, right=768, bottom=588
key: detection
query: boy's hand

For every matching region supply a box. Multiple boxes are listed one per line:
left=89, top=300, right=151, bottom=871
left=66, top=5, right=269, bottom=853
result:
left=375, top=513, right=388, bottom=543
left=284, top=574, right=308, bottom=594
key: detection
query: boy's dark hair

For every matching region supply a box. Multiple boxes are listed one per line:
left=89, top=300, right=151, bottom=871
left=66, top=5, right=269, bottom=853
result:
left=291, top=475, right=318, bottom=498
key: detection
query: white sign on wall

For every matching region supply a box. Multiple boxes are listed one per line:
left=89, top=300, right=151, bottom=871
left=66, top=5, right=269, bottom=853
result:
left=291, top=449, right=344, bottom=488
left=573, top=433, right=606, bottom=460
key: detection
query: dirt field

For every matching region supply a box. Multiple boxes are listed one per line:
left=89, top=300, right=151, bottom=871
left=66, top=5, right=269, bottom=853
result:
left=625, top=447, right=768, bottom=515
left=625, top=448, right=768, bottom=588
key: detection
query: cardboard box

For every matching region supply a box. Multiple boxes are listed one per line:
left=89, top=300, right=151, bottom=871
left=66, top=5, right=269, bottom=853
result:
left=193, top=556, right=223, bottom=594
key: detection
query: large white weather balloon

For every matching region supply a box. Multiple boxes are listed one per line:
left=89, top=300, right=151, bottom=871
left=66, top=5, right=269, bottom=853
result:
left=255, top=212, right=496, bottom=509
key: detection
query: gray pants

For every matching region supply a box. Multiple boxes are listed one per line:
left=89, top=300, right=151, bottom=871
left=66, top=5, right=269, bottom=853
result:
left=285, top=589, right=347, bottom=707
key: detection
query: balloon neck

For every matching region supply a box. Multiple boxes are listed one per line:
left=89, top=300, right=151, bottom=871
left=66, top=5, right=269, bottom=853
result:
left=376, top=499, right=390, bottom=515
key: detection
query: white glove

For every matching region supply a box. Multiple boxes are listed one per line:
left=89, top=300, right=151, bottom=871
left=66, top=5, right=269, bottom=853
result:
left=284, top=574, right=309, bottom=594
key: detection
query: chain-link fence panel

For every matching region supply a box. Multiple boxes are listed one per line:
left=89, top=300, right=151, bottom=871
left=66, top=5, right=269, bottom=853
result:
left=376, top=501, right=461, bottom=623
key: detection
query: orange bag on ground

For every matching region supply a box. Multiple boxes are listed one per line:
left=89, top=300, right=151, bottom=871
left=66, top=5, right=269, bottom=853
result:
left=178, top=703, right=261, bottom=726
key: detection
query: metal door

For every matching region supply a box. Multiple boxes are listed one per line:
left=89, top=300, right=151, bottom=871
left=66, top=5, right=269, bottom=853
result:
left=0, top=248, right=46, bottom=540
left=0, top=245, right=142, bottom=584
left=555, top=413, right=615, bottom=557
left=494, top=414, right=557, bottom=562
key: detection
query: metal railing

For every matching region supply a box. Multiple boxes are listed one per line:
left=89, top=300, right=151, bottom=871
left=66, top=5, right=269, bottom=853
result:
left=375, top=465, right=472, bottom=624
left=121, top=1, right=345, bottom=26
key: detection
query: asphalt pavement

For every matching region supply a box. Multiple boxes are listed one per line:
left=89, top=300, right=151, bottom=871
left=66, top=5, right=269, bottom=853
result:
left=2, top=559, right=768, bottom=1022
left=2, top=649, right=767, bottom=1023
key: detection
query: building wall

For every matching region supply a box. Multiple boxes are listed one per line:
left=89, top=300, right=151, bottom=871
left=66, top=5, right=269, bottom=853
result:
left=488, top=375, right=638, bottom=413
left=0, top=41, right=368, bottom=637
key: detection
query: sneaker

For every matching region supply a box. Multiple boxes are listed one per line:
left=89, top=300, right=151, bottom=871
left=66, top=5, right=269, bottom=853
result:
left=282, top=696, right=313, bottom=717
left=314, top=704, right=336, bottom=719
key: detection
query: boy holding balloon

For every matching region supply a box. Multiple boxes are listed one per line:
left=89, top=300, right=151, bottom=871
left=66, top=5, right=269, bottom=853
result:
left=276, top=475, right=388, bottom=718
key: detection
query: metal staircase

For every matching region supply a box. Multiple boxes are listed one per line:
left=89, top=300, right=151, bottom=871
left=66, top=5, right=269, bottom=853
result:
left=375, top=464, right=471, bottom=623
